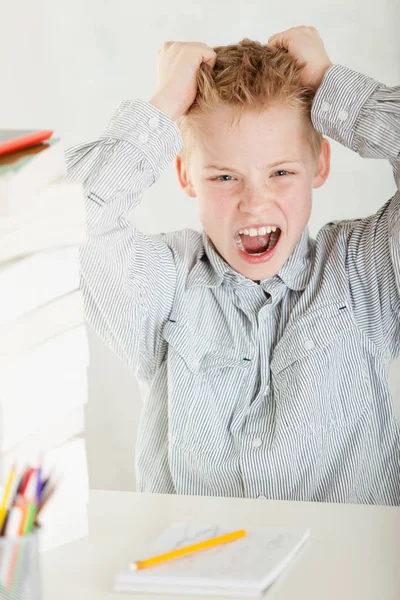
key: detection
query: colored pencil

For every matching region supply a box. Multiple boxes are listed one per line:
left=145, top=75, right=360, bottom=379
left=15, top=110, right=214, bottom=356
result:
left=129, top=529, right=247, bottom=571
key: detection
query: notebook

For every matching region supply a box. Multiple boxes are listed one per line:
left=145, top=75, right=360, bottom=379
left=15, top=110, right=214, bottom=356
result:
left=0, top=290, right=85, bottom=362
left=114, top=522, right=310, bottom=597
left=0, top=138, right=65, bottom=213
left=0, top=246, right=81, bottom=326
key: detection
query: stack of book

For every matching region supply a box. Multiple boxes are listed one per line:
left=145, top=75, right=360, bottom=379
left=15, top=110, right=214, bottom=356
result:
left=0, top=131, right=90, bottom=551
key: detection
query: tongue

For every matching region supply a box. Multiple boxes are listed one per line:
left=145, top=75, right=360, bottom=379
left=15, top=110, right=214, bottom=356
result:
left=241, top=234, right=271, bottom=254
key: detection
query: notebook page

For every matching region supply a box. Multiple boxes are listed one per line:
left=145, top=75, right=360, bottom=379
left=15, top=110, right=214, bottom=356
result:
left=114, top=522, right=310, bottom=595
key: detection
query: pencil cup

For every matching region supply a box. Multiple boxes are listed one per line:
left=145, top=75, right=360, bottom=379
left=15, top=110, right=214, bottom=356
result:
left=0, top=531, right=41, bottom=600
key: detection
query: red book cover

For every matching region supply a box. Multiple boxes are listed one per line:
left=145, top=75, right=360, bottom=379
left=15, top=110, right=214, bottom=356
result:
left=0, top=130, right=53, bottom=157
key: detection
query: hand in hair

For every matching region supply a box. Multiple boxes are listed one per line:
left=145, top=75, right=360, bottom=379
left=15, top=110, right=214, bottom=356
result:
left=268, top=26, right=333, bottom=92
left=149, top=42, right=217, bottom=122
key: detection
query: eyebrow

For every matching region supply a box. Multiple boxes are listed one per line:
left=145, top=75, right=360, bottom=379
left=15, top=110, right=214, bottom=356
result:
left=204, top=160, right=302, bottom=171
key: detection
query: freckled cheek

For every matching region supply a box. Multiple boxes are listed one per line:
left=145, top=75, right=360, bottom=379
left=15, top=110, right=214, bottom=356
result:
left=201, top=187, right=235, bottom=220
left=277, top=187, right=312, bottom=223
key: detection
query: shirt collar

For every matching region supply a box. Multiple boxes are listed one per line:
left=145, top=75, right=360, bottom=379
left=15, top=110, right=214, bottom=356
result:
left=274, top=227, right=313, bottom=291
left=187, top=228, right=312, bottom=292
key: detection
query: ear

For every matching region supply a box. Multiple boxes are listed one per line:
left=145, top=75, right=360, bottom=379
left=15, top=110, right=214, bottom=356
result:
left=176, top=154, right=196, bottom=198
left=312, top=138, right=331, bottom=189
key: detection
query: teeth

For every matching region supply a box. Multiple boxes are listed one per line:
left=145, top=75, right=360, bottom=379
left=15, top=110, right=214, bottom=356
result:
left=268, top=231, right=280, bottom=249
left=235, top=228, right=281, bottom=254
left=235, top=233, right=245, bottom=251
left=237, top=225, right=279, bottom=236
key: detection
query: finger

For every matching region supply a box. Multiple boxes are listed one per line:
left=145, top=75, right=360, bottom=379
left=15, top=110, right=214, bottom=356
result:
left=175, top=42, right=216, bottom=64
left=268, top=25, right=302, bottom=46
left=268, top=34, right=290, bottom=50
left=190, top=44, right=217, bottom=68
left=268, top=31, right=285, bottom=44
left=203, top=49, right=217, bottom=68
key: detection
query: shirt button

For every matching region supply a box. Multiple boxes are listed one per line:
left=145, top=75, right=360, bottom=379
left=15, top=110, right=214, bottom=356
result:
left=321, top=101, right=331, bottom=112
left=338, top=109, right=349, bottom=122
left=148, top=116, right=159, bottom=129
left=303, top=339, right=315, bottom=351
left=138, top=132, right=149, bottom=143
left=252, top=438, right=263, bottom=448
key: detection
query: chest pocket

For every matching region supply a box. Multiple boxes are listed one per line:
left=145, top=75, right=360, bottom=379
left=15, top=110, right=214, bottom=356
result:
left=163, top=319, right=250, bottom=453
left=270, top=302, right=374, bottom=437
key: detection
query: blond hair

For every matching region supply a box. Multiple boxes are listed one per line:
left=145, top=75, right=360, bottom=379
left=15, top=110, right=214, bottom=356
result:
left=178, top=38, right=323, bottom=163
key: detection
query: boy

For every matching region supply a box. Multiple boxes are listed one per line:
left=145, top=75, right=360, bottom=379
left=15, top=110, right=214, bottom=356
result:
left=66, top=26, right=400, bottom=504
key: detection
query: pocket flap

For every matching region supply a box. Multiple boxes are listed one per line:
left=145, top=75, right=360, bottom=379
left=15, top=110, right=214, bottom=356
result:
left=271, top=302, right=357, bottom=374
left=163, top=319, right=250, bottom=373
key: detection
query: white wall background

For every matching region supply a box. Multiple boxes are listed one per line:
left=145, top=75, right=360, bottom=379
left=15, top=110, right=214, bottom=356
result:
left=1, top=0, right=399, bottom=491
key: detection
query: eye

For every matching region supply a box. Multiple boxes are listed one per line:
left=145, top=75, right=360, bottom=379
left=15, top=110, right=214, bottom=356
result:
left=212, top=175, right=235, bottom=182
left=273, top=170, right=290, bottom=177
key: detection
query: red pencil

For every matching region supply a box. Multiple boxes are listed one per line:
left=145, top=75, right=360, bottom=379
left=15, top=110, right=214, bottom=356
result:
left=19, top=468, right=34, bottom=497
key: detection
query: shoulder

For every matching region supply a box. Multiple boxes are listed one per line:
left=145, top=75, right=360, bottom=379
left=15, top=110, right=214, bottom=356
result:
left=316, top=199, right=395, bottom=255
left=147, top=228, right=204, bottom=269
left=309, top=217, right=367, bottom=289
left=315, top=215, right=370, bottom=253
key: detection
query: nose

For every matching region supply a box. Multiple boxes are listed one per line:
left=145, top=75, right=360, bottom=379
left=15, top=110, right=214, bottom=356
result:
left=238, top=188, right=271, bottom=215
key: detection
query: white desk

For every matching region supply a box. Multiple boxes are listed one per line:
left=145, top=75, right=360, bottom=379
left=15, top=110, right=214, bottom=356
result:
left=42, top=490, right=400, bottom=600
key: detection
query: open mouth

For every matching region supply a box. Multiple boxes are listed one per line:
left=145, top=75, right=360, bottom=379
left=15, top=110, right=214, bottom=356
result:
left=234, top=225, right=282, bottom=258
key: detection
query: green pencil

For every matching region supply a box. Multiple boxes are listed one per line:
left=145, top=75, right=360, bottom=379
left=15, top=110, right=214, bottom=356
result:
left=24, top=504, right=37, bottom=535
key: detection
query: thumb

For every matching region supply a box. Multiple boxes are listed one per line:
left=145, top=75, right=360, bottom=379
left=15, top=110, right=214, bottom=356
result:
left=267, top=34, right=290, bottom=51
left=202, top=49, right=217, bottom=68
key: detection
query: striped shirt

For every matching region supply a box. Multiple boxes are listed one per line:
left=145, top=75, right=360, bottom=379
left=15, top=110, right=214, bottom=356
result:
left=66, top=65, right=400, bottom=505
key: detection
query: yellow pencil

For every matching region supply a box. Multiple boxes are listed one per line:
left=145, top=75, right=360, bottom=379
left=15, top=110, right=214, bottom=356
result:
left=129, top=529, right=247, bottom=571
left=0, top=465, right=16, bottom=532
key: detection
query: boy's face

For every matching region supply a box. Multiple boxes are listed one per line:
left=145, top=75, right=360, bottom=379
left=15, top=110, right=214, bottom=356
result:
left=176, top=103, right=330, bottom=281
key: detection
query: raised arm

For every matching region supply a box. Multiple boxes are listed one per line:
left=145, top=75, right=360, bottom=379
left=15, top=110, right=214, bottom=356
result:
left=269, top=25, right=400, bottom=355
left=66, top=42, right=217, bottom=379
left=312, top=64, right=400, bottom=355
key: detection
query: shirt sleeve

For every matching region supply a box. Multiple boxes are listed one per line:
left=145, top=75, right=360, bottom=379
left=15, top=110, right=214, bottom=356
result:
left=312, top=65, right=400, bottom=358
left=65, top=99, right=183, bottom=379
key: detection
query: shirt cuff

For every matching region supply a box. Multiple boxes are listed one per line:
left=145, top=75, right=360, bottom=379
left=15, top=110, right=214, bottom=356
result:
left=100, top=99, right=183, bottom=181
left=311, top=65, right=381, bottom=151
